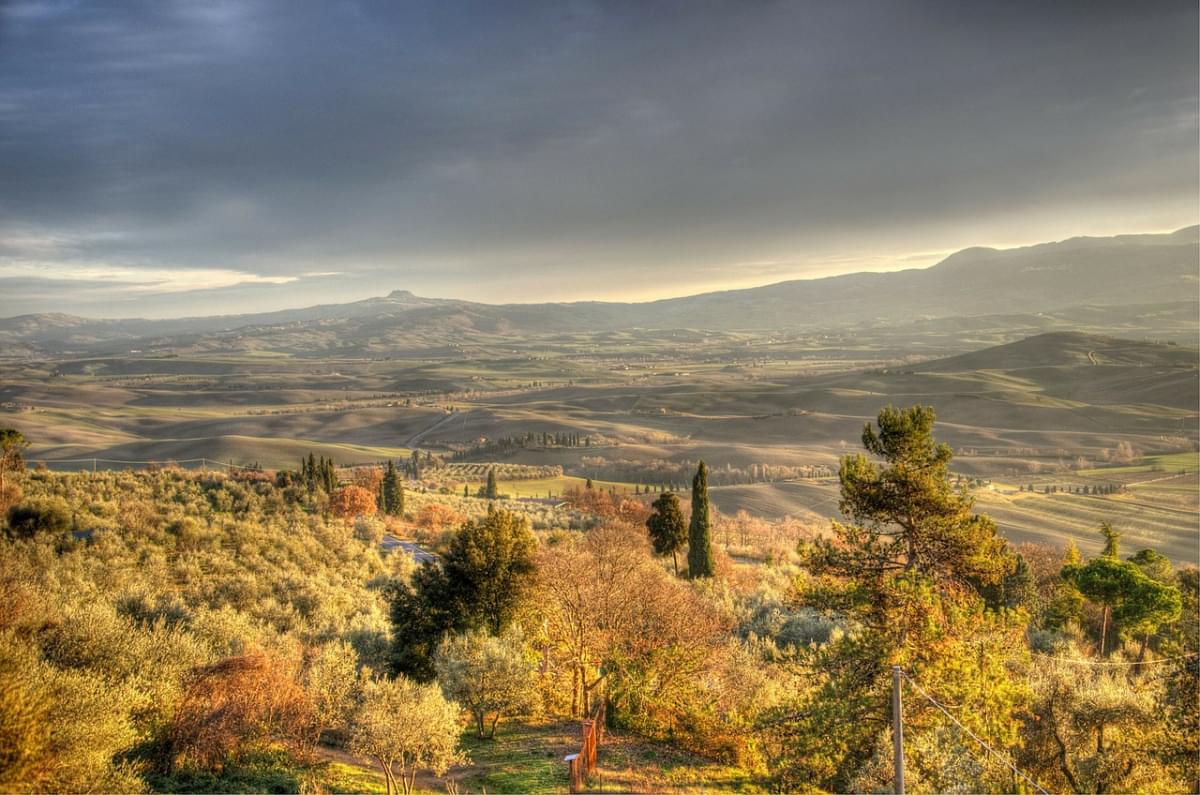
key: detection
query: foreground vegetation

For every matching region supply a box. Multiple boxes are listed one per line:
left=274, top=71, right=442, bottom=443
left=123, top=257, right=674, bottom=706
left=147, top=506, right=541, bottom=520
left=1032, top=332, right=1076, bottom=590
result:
left=0, top=405, right=1196, bottom=793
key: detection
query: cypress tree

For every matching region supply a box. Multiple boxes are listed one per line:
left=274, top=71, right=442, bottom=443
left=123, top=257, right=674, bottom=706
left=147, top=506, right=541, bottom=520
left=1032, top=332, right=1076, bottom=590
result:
left=382, top=460, right=404, bottom=516
left=320, top=457, right=337, bottom=493
left=485, top=468, right=499, bottom=500
left=687, top=461, right=715, bottom=578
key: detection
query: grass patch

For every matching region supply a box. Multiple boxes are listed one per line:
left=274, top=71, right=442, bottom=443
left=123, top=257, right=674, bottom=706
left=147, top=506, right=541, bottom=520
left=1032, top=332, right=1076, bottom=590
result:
left=455, top=720, right=576, bottom=794
left=315, top=719, right=766, bottom=794
left=322, top=761, right=388, bottom=794
left=1076, top=452, right=1198, bottom=477
left=150, top=750, right=308, bottom=794
left=595, top=734, right=764, bottom=793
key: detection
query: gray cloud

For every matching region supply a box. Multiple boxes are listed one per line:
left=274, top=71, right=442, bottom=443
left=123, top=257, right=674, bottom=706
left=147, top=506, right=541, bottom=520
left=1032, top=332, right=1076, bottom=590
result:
left=0, top=0, right=1196, bottom=316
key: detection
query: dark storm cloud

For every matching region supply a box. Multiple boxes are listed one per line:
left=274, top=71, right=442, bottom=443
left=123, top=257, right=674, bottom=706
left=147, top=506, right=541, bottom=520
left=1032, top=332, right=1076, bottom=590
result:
left=0, top=0, right=1196, bottom=316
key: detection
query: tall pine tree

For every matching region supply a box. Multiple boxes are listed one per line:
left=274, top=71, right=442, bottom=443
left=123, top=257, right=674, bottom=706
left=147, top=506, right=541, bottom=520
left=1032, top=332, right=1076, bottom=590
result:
left=777, top=405, right=1026, bottom=791
left=687, top=461, right=715, bottom=578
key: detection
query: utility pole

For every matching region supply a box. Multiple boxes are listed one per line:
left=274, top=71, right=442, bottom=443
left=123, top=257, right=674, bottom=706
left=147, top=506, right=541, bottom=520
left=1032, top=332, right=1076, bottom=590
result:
left=892, top=665, right=905, bottom=795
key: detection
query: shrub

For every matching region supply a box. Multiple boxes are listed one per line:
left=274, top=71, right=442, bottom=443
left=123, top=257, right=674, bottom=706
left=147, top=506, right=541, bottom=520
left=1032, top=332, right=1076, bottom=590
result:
left=435, top=628, right=537, bottom=738
left=5, top=499, right=71, bottom=539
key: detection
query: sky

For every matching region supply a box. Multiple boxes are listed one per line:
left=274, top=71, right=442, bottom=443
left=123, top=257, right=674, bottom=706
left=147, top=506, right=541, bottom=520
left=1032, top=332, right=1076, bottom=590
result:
left=0, top=0, right=1196, bottom=318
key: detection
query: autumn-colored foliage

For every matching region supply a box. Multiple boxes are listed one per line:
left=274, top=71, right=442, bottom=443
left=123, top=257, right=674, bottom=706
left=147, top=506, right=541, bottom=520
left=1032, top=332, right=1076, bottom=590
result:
left=165, top=652, right=314, bottom=771
left=416, top=502, right=463, bottom=533
left=353, top=466, right=384, bottom=494
left=330, top=485, right=378, bottom=519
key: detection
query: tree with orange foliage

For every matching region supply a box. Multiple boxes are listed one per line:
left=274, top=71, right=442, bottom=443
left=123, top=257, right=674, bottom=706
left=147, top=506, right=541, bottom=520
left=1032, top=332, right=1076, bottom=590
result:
left=537, top=523, right=728, bottom=718
left=330, top=485, right=377, bottom=520
left=615, top=497, right=650, bottom=527
left=352, top=466, right=384, bottom=496
left=563, top=485, right=617, bottom=517
left=416, top=503, right=463, bottom=534
left=164, top=652, right=315, bottom=772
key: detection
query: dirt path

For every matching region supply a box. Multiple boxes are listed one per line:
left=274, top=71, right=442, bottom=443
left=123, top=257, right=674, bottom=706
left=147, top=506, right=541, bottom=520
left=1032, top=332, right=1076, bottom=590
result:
left=404, top=410, right=457, bottom=448
left=316, top=743, right=467, bottom=792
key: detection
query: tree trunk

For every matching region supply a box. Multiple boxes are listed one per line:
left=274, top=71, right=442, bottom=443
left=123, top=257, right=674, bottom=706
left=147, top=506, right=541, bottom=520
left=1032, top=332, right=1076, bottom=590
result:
left=671, top=550, right=678, bottom=576
left=489, top=714, right=500, bottom=738
left=378, top=757, right=393, bottom=795
left=1049, top=703, right=1083, bottom=794
left=571, top=663, right=581, bottom=716
left=1099, top=605, right=1110, bottom=657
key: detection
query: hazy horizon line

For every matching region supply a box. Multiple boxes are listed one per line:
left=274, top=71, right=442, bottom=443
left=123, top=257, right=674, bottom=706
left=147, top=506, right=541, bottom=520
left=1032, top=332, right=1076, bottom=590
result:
left=6, top=222, right=1196, bottom=322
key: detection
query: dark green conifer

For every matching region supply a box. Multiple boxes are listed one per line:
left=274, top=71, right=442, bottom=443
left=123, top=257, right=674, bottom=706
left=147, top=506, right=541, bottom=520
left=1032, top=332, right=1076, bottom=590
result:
left=647, top=491, right=687, bottom=576
left=381, top=460, right=404, bottom=516
left=687, top=461, right=715, bottom=578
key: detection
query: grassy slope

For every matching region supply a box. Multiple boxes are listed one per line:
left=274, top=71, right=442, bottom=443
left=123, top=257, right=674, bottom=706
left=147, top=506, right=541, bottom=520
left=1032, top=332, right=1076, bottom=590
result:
left=319, top=720, right=759, bottom=794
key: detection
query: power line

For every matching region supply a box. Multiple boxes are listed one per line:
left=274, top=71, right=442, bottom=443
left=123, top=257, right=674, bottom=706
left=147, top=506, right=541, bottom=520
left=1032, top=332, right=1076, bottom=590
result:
left=900, top=670, right=1050, bottom=795
left=1030, top=651, right=1197, bottom=667
left=35, top=457, right=238, bottom=468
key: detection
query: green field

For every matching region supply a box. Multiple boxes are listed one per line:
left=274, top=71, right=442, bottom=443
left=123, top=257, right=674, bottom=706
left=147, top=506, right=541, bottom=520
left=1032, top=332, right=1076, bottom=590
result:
left=1076, top=451, right=1198, bottom=477
left=318, top=720, right=760, bottom=794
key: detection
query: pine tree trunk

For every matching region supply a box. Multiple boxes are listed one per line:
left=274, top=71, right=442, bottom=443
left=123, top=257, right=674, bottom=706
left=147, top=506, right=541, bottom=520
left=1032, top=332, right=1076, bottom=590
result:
left=1099, top=605, right=1110, bottom=656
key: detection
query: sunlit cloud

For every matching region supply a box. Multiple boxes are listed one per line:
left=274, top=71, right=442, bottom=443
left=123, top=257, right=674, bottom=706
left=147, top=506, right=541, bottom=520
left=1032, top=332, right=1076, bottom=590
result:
left=0, top=261, right=296, bottom=293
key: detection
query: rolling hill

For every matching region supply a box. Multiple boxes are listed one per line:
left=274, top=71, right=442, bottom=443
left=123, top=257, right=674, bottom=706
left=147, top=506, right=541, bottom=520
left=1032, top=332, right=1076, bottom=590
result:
left=915, top=331, right=1197, bottom=371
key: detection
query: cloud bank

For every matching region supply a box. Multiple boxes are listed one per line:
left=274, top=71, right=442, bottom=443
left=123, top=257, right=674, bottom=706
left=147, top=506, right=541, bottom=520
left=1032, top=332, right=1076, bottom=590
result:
left=1, top=0, right=1196, bottom=316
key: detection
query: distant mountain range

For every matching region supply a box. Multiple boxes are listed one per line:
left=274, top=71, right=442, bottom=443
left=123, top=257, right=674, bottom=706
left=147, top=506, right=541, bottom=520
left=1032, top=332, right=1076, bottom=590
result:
left=2, top=226, right=1196, bottom=354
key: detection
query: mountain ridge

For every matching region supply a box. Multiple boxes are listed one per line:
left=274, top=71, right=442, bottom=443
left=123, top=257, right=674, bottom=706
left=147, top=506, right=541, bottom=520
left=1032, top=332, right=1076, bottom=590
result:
left=1, top=225, right=1196, bottom=352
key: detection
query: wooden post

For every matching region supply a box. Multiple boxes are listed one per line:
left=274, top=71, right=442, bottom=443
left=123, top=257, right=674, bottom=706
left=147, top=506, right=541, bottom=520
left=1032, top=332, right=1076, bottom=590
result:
left=892, top=665, right=905, bottom=795
left=565, top=753, right=582, bottom=794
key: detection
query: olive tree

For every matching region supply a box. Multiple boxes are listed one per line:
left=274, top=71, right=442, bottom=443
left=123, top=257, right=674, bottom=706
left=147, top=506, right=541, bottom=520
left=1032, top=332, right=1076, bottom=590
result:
left=302, top=641, right=360, bottom=753
left=349, top=676, right=465, bottom=795
left=435, top=628, right=536, bottom=738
